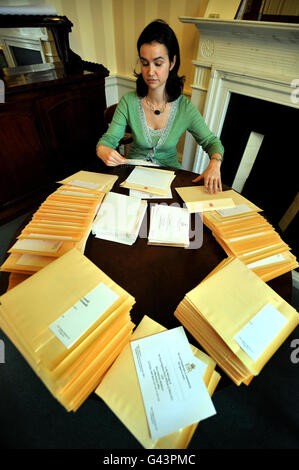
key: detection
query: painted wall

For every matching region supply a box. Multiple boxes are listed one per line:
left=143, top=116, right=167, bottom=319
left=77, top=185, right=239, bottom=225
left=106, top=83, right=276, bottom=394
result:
left=111, top=0, right=209, bottom=94
left=204, top=0, right=240, bottom=19
left=48, top=0, right=117, bottom=76
left=44, top=0, right=209, bottom=94
left=1, top=0, right=240, bottom=162
left=2, top=0, right=242, bottom=92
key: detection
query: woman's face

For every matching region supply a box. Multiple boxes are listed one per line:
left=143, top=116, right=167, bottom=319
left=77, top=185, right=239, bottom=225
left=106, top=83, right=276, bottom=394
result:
left=139, top=42, right=176, bottom=94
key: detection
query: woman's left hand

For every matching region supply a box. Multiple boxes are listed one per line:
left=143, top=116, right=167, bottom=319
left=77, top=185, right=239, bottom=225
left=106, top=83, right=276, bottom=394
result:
left=192, top=157, right=222, bottom=193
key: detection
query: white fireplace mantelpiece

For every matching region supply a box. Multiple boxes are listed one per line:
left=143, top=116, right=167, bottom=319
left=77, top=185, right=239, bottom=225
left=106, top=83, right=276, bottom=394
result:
left=180, top=18, right=299, bottom=172
left=0, top=27, right=60, bottom=67
left=180, top=17, right=299, bottom=33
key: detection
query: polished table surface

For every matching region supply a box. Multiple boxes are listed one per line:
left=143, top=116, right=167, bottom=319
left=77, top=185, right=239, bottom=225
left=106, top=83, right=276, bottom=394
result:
left=0, top=165, right=293, bottom=375
left=85, top=165, right=292, bottom=331
left=0, top=165, right=292, bottom=309
left=87, top=166, right=226, bottom=331
left=0, top=164, right=296, bottom=451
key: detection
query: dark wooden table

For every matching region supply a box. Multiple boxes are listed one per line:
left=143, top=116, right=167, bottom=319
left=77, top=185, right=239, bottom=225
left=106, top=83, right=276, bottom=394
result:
left=0, top=164, right=296, bottom=451
left=85, top=165, right=293, bottom=331
left=0, top=164, right=292, bottom=322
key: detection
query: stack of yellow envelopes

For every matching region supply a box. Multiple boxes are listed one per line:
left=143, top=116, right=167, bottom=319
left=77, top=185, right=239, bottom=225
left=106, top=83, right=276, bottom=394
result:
left=2, top=171, right=118, bottom=290
left=57, top=170, right=118, bottom=193
left=0, top=248, right=135, bottom=412
left=174, top=257, right=299, bottom=386
left=20, top=185, right=105, bottom=243
left=203, top=206, right=298, bottom=281
left=1, top=185, right=105, bottom=278
left=95, top=315, right=221, bottom=449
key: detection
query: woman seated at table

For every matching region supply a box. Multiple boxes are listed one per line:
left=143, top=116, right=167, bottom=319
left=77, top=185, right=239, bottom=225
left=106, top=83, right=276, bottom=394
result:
left=96, top=19, right=224, bottom=193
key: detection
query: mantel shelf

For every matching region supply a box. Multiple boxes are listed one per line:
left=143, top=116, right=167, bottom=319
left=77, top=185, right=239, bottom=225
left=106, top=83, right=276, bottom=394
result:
left=179, top=17, right=299, bottom=35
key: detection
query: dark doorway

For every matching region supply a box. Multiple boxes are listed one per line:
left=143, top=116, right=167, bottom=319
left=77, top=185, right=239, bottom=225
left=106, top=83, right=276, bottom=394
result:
left=220, top=92, right=298, bottom=260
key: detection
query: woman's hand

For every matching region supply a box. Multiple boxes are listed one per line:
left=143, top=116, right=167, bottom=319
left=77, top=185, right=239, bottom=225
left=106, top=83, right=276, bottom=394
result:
left=97, top=144, right=127, bottom=166
left=192, top=156, right=222, bottom=193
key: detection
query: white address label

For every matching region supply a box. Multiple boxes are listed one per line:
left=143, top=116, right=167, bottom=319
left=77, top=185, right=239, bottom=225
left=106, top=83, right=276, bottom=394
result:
left=49, top=283, right=119, bottom=348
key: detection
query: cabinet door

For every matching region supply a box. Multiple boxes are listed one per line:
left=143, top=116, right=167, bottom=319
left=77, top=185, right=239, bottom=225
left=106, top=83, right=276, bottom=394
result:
left=36, top=78, right=107, bottom=180
left=0, top=101, right=50, bottom=209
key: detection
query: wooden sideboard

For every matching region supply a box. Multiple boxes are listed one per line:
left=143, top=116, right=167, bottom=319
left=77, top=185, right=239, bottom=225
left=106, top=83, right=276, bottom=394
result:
left=0, top=64, right=109, bottom=223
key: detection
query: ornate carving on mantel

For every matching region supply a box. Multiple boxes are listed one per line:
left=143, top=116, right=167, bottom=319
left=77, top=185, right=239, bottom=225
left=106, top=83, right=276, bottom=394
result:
left=200, top=39, right=215, bottom=58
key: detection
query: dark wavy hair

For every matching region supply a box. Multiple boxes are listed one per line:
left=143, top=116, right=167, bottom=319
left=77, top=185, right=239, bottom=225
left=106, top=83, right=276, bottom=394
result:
left=134, top=19, right=185, bottom=102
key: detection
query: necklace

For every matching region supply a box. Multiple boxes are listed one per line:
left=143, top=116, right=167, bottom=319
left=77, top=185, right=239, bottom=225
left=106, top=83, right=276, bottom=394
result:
left=145, top=97, right=166, bottom=115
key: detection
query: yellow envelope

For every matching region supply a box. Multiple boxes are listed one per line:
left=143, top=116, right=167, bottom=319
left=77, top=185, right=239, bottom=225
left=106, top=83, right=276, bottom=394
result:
left=33, top=212, right=91, bottom=223
left=203, top=212, right=263, bottom=233
left=26, top=222, right=84, bottom=231
left=95, top=315, right=221, bottom=449
left=47, top=194, right=101, bottom=207
left=174, top=258, right=299, bottom=384
left=20, top=228, right=83, bottom=242
left=185, top=198, right=235, bottom=213
left=0, top=249, right=136, bottom=412
left=59, top=321, right=135, bottom=412
left=218, top=220, right=273, bottom=235
left=238, top=242, right=291, bottom=263
left=0, top=253, right=55, bottom=274
left=40, top=200, right=98, bottom=212
left=249, top=251, right=298, bottom=282
left=54, top=186, right=105, bottom=199
left=8, top=239, right=76, bottom=259
left=120, top=166, right=176, bottom=196
left=57, top=170, right=118, bottom=193
left=38, top=204, right=94, bottom=214
left=176, top=187, right=262, bottom=212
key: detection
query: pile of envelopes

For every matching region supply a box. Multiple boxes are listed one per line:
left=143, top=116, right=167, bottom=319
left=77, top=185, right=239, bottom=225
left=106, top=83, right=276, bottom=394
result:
left=0, top=248, right=135, bottom=412
left=95, top=315, right=221, bottom=449
left=92, top=191, right=147, bottom=245
left=120, top=166, right=176, bottom=196
left=174, top=257, right=299, bottom=386
left=203, top=204, right=298, bottom=282
left=148, top=204, right=190, bottom=247
left=176, top=186, right=298, bottom=281
left=1, top=171, right=118, bottom=288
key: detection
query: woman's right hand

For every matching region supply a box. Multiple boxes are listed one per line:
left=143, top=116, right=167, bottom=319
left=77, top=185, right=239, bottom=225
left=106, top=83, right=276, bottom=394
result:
left=97, top=144, right=127, bottom=166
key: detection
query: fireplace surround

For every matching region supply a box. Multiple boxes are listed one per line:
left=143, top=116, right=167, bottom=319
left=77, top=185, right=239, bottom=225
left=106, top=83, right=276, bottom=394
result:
left=0, top=26, right=58, bottom=67
left=179, top=17, right=299, bottom=263
left=179, top=18, right=299, bottom=175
